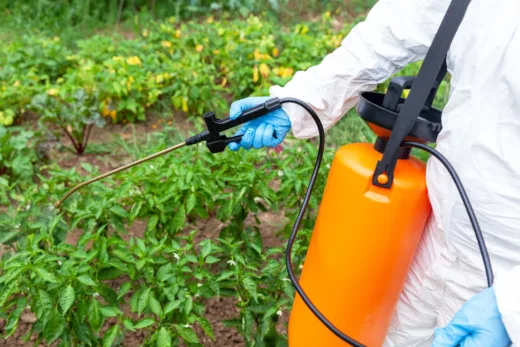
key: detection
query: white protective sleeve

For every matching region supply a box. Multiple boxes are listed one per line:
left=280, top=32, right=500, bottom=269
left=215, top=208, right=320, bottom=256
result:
left=269, top=0, right=449, bottom=139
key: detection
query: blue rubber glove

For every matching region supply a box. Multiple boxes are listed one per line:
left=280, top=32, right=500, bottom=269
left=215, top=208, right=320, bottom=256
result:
left=432, top=287, right=511, bottom=347
left=227, top=96, right=291, bottom=151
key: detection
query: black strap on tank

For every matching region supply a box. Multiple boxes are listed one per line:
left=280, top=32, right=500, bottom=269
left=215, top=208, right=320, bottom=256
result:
left=372, top=0, right=471, bottom=188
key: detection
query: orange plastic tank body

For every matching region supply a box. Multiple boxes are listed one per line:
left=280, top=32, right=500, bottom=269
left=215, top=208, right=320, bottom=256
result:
left=288, top=142, right=431, bottom=347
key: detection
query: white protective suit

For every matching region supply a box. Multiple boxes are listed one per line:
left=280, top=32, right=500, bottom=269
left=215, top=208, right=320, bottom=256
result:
left=269, top=0, right=520, bottom=345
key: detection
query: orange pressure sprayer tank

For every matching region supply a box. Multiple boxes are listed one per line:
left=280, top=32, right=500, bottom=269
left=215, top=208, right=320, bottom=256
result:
left=288, top=76, right=444, bottom=346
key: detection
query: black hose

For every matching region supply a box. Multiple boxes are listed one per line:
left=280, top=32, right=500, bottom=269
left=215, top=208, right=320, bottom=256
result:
left=403, top=142, right=494, bottom=287
left=280, top=98, right=366, bottom=347
left=281, top=98, right=493, bottom=347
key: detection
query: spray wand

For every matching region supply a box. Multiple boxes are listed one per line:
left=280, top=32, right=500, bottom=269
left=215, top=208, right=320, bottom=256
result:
left=54, top=97, right=493, bottom=347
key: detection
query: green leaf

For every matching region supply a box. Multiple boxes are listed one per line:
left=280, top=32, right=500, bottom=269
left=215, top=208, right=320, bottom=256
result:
left=205, top=256, right=220, bottom=264
left=171, top=206, right=186, bottom=232
left=123, top=318, right=135, bottom=331
left=200, top=241, right=212, bottom=259
left=34, top=267, right=58, bottom=283
left=88, top=299, right=103, bottom=332
left=118, top=282, right=132, bottom=299
left=197, top=317, right=215, bottom=341
left=216, top=271, right=234, bottom=282
left=103, top=324, right=119, bottom=347
left=243, top=309, right=254, bottom=339
left=100, top=306, right=122, bottom=317
left=157, top=263, right=173, bottom=282
left=73, top=321, right=93, bottom=344
left=163, top=300, right=181, bottom=315
left=44, top=313, right=65, bottom=344
left=242, top=277, right=258, bottom=302
left=148, top=293, right=162, bottom=317
left=184, top=296, right=193, bottom=314
left=113, top=249, right=134, bottom=263
left=138, top=287, right=151, bottom=315
left=133, top=318, right=155, bottom=329
left=175, top=325, right=200, bottom=344
left=59, top=285, right=75, bottom=314
left=157, top=327, right=171, bottom=347
left=97, top=266, right=124, bottom=280
left=147, top=215, right=159, bottom=231
left=35, top=290, right=53, bottom=324
left=5, top=298, right=26, bottom=336
left=186, top=193, right=196, bottom=214
left=77, top=275, right=97, bottom=286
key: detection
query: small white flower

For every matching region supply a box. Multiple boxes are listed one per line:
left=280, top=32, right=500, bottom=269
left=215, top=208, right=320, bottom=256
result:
left=26, top=204, right=31, bottom=211
left=227, top=259, right=236, bottom=266
left=57, top=260, right=62, bottom=266
left=26, top=305, right=31, bottom=310
left=149, top=165, right=154, bottom=169
left=93, top=292, right=99, bottom=297
left=15, top=224, right=21, bottom=230
left=299, top=264, right=304, bottom=270
left=326, top=164, right=331, bottom=169
left=183, top=323, right=192, bottom=328
left=282, top=278, right=291, bottom=282
left=173, top=253, right=180, bottom=261
left=277, top=170, right=284, bottom=177
left=194, top=293, right=200, bottom=298
left=276, top=309, right=283, bottom=317
left=197, top=283, right=203, bottom=287
left=254, top=197, right=262, bottom=204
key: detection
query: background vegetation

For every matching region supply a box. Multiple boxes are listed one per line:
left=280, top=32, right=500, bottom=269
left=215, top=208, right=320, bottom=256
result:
left=0, top=1, right=449, bottom=346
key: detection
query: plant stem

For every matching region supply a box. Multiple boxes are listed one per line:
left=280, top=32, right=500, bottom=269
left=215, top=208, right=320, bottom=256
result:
left=82, top=124, right=94, bottom=153
left=60, top=126, right=81, bottom=154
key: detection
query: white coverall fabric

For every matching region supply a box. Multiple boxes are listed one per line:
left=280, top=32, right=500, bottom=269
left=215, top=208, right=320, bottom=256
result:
left=269, top=0, right=520, bottom=345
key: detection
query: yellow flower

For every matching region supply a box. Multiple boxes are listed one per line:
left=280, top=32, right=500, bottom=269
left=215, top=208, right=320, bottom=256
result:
left=102, top=107, right=111, bottom=117
left=259, top=63, right=270, bottom=78
left=195, top=44, right=204, bottom=53
left=14, top=80, right=20, bottom=87
left=272, top=47, right=279, bottom=57
left=253, top=66, right=259, bottom=83
left=220, top=78, right=227, bottom=87
left=206, top=16, right=214, bottom=24
left=213, top=50, right=220, bottom=55
left=110, top=110, right=117, bottom=121
left=127, top=56, right=142, bottom=65
left=155, top=74, right=164, bottom=83
left=182, top=98, right=188, bottom=112
left=53, top=36, right=60, bottom=42
left=112, top=56, right=124, bottom=62
left=168, top=16, right=176, bottom=24
left=47, top=89, right=58, bottom=96
left=175, top=29, right=181, bottom=38
left=161, top=41, right=172, bottom=48
left=142, top=29, right=149, bottom=37
left=254, top=49, right=262, bottom=61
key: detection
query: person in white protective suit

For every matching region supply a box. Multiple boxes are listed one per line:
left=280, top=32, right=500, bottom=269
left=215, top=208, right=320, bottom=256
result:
left=227, top=0, right=520, bottom=345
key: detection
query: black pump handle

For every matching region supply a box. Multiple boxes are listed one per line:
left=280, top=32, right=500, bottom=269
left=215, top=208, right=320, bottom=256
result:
left=382, top=76, right=441, bottom=113
left=204, top=97, right=281, bottom=135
